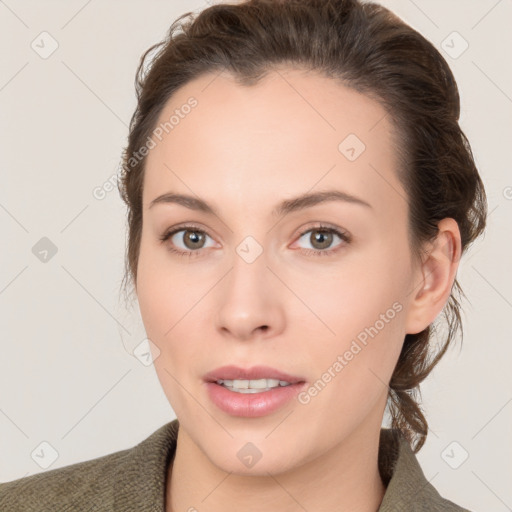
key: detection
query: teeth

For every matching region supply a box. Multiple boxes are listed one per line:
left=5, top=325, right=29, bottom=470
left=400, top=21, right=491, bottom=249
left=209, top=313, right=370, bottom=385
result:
left=215, top=378, right=292, bottom=393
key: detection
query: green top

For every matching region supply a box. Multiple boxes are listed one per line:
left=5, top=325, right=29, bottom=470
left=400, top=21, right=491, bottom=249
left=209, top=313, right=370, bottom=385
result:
left=0, top=419, right=471, bottom=511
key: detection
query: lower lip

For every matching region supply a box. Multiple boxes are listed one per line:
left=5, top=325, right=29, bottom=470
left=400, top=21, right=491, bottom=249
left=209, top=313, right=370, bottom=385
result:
left=205, top=382, right=306, bottom=417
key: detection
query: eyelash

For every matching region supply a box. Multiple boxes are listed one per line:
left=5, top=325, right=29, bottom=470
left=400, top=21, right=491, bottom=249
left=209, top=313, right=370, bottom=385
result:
left=159, top=223, right=351, bottom=259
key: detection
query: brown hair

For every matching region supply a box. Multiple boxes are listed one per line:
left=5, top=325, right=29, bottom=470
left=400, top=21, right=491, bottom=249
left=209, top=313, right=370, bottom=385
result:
left=118, top=0, right=487, bottom=452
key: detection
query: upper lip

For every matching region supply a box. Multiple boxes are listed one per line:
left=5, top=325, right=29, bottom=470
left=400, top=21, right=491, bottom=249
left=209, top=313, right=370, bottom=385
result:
left=203, top=365, right=305, bottom=383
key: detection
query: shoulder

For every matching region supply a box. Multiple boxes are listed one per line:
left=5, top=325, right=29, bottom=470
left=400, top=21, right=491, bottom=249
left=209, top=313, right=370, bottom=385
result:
left=0, top=448, right=130, bottom=511
left=0, top=420, right=179, bottom=512
left=378, top=429, right=473, bottom=512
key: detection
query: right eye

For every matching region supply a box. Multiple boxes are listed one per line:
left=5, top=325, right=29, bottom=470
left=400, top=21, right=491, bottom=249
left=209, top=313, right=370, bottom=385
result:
left=159, top=224, right=217, bottom=257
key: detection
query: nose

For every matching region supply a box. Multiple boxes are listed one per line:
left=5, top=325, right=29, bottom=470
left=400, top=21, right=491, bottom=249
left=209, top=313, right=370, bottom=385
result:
left=214, top=250, right=285, bottom=342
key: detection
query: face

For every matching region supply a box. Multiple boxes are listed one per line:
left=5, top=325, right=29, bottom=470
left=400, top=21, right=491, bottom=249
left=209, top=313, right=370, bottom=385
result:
left=136, top=67, right=419, bottom=475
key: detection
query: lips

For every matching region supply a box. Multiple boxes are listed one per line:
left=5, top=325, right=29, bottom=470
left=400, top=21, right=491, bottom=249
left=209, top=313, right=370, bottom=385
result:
left=203, top=365, right=306, bottom=384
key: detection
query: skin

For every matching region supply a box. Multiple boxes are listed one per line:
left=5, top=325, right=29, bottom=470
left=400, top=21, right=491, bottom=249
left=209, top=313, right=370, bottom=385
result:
left=135, top=67, right=461, bottom=512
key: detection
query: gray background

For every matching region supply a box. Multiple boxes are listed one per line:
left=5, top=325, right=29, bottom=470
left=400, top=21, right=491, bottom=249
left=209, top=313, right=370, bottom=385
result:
left=1, top=0, right=511, bottom=510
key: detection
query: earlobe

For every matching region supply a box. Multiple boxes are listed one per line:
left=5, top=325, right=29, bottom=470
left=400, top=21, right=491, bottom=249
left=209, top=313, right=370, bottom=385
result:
left=405, top=218, right=461, bottom=335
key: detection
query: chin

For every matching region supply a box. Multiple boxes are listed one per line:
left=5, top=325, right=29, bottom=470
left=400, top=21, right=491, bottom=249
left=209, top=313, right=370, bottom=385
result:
left=191, top=428, right=308, bottom=477
left=210, top=447, right=299, bottom=477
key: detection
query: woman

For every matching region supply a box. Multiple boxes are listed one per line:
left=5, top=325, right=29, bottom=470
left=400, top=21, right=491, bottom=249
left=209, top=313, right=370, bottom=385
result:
left=0, top=0, right=487, bottom=510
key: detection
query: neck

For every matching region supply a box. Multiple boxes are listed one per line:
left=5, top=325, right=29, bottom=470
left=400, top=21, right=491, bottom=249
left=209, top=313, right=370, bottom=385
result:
left=166, top=419, right=386, bottom=512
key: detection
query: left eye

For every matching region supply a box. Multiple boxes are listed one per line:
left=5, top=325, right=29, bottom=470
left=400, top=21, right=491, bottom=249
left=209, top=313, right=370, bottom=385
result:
left=295, top=227, right=349, bottom=253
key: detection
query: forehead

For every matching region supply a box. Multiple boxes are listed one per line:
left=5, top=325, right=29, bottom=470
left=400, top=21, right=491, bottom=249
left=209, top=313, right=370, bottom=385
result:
left=143, top=68, right=405, bottom=217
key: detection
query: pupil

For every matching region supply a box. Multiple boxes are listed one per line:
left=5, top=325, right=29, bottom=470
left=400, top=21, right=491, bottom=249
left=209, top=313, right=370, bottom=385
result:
left=186, top=231, right=204, bottom=248
left=313, top=230, right=332, bottom=249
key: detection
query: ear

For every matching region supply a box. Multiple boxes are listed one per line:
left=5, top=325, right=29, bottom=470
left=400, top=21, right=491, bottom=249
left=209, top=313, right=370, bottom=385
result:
left=405, top=218, right=462, bottom=335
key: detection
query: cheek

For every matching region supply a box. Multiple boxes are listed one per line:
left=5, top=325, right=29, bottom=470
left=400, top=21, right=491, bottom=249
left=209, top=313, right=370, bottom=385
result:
left=136, top=236, right=208, bottom=372
left=136, top=241, right=198, bottom=413
left=136, top=235, right=185, bottom=344
left=299, top=239, right=411, bottom=392
left=303, top=243, right=410, bottom=341
left=296, top=287, right=406, bottom=441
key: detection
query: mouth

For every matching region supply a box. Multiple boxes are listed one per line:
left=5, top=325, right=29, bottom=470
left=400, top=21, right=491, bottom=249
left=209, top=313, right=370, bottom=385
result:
left=215, top=378, right=296, bottom=394
left=203, top=365, right=306, bottom=388
left=203, top=365, right=307, bottom=417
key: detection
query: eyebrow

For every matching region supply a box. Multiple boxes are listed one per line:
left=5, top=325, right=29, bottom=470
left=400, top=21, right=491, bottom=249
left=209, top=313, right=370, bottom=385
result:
left=148, top=189, right=372, bottom=217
